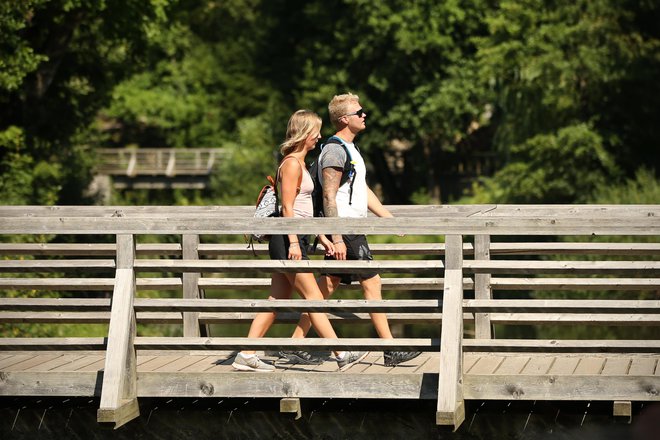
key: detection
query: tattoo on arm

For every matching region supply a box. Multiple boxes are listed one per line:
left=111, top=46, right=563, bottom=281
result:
left=322, top=167, right=342, bottom=242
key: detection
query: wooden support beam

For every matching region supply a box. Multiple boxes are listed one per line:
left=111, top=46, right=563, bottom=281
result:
left=613, top=401, right=632, bottom=422
left=436, top=235, right=465, bottom=430
left=97, top=234, right=139, bottom=428
left=280, top=398, right=302, bottom=420
left=182, top=234, right=201, bottom=337
left=474, top=235, right=492, bottom=339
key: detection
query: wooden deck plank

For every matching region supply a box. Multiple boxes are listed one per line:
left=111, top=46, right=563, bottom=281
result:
left=177, top=356, right=217, bottom=373
left=574, top=357, right=605, bottom=375
left=521, top=357, right=554, bottom=375
left=49, top=354, right=105, bottom=372
left=629, top=358, right=658, bottom=375
left=26, top=354, right=80, bottom=372
left=2, top=354, right=62, bottom=371
left=466, top=356, right=504, bottom=374
left=152, top=355, right=209, bottom=372
left=416, top=353, right=441, bottom=374
left=494, top=356, right=530, bottom=375
left=203, top=353, right=238, bottom=373
left=601, top=357, right=631, bottom=376
left=0, top=354, right=36, bottom=369
left=76, top=357, right=106, bottom=372
left=138, top=355, right=184, bottom=372
left=463, top=354, right=479, bottom=373
left=136, top=355, right=159, bottom=367
left=548, top=356, right=580, bottom=375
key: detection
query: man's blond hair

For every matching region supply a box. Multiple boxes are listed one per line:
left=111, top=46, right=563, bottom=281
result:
left=328, top=93, right=360, bottom=129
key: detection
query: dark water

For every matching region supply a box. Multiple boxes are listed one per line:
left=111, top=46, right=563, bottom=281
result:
left=1, top=397, right=658, bottom=439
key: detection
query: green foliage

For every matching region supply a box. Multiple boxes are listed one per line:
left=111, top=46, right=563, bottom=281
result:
left=210, top=116, right=278, bottom=205
left=0, top=1, right=48, bottom=91
left=477, top=0, right=660, bottom=173
left=592, top=168, right=660, bottom=204
left=465, top=124, right=617, bottom=203
left=0, top=0, right=174, bottom=204
left=0, top=125, right=62, bottom=204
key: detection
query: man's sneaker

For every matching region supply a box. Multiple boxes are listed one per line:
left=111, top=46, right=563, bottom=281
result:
left=336, top=351, right=369, bottom=371
left=278, top=350, right=324, bottom=365
left=232, top=353, right=276, bottom=372
left=383, top=351, right=422, bottom=367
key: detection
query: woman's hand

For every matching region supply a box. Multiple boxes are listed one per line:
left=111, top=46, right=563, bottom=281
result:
left=288, top=241, right=302, bottom=260
left=318, top=235, right=335, bottom=256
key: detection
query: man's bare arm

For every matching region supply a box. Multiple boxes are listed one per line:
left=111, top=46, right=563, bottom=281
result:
left=322, top=166, right=343, bottom=243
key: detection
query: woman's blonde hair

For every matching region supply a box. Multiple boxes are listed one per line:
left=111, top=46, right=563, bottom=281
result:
left=328, top=93, right=360, bottom=129
left=280, top=110, right=322, bottom=156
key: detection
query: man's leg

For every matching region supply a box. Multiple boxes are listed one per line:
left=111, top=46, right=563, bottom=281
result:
left=360, top=274, right=394, bottom=339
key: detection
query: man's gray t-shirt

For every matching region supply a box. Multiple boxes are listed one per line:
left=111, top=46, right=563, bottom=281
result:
left=317, top=140, right=368, bottom=218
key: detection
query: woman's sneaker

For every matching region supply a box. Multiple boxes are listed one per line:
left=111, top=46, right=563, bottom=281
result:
left=336, top=351, right=369, bottom=371
left=383, top=351, right=422, bottom=367
left=278, top=350, right=324, bottom=365
left=232, top=353, right=276, bottom=372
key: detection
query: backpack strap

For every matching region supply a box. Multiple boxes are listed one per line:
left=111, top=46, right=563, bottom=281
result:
left=322, top=136, right=356, bottom=205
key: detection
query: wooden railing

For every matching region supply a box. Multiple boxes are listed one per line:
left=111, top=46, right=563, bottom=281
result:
left=0, top=205, right=659, bottom=429
left=96, top=148, right=224, bottom=177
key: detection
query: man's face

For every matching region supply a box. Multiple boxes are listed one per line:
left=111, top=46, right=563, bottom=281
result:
left=342, top=102, right=366, bottom=133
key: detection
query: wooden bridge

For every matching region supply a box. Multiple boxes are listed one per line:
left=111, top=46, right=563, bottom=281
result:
left=0, top=205, right=658, bottom=430
left=95, top=148, right=225, bottom=189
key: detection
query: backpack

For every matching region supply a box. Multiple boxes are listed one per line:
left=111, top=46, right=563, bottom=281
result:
left=308, top=135, right=356, bottom=218
left=247, top=156, right=302, bottom=245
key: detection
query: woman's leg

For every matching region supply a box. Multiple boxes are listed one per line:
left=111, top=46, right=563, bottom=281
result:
left=291, top=274, right=340, bottom=338
left=241, top=273, right=292, bottom=355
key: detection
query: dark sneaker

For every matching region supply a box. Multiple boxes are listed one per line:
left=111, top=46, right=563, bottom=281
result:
left=278, top=350, right=324, bottom=365
left=232, top=353, right=275, bottom=372
left=383, top=351, right=422, bottom=367
left=336, top=351, right=369, bottom=371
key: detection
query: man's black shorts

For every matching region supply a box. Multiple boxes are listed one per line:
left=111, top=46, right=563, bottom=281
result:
left=269, top=235, right=310, bottom=260
left=324, top=234, right=377, bottom=285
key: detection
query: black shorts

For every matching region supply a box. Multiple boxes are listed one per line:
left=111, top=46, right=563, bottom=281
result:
left=268, top=235, right=310, bottom=260
left=324, top=234, right=377, bottom=285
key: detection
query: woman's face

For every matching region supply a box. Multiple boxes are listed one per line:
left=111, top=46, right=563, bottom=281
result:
left=304, top=125, right=322, bottom=151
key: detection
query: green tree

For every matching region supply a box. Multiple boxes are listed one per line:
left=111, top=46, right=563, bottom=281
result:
left=477, top=0, right=660, bottom=175
left=466, top=124, right=617, bottom=203
left=0, top=0, right=171, bottom=204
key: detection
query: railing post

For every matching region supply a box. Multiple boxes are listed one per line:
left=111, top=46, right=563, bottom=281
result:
left=98, top=234, right=139, bottom=428
left=437, top=234, right=465, bottom=429
left=182, top=234, right=203, bottom=337
left=166, top=150, right=176, bottom=177
left=474, top=235, right=492, bottom=339
left=126, top=151, right=137, bottom=177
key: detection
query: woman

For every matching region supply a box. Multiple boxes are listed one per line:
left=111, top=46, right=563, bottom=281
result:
left=232, top=109, right=368, bottom=372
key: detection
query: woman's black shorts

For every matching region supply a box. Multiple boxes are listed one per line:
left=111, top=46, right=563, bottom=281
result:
left=268, top=234, right=310, bottom=260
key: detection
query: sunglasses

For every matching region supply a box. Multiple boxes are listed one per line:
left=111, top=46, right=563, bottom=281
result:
left=343, top=108, right=365, bottom=118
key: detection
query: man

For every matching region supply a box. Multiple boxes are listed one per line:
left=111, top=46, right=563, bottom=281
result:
left=281, top=93, right=421, bottom=367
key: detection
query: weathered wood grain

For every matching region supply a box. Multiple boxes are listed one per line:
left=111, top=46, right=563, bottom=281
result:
left=133, top=258, right=444, bottom=274
left=2, top=215, right=658, bottom=235
left=465, top=260, right=660, bottom=275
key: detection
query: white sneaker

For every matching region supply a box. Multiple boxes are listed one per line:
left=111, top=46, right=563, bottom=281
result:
left=336, top=351, right=369, bottom=371
left=232, top=353, right=276, bottom=372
